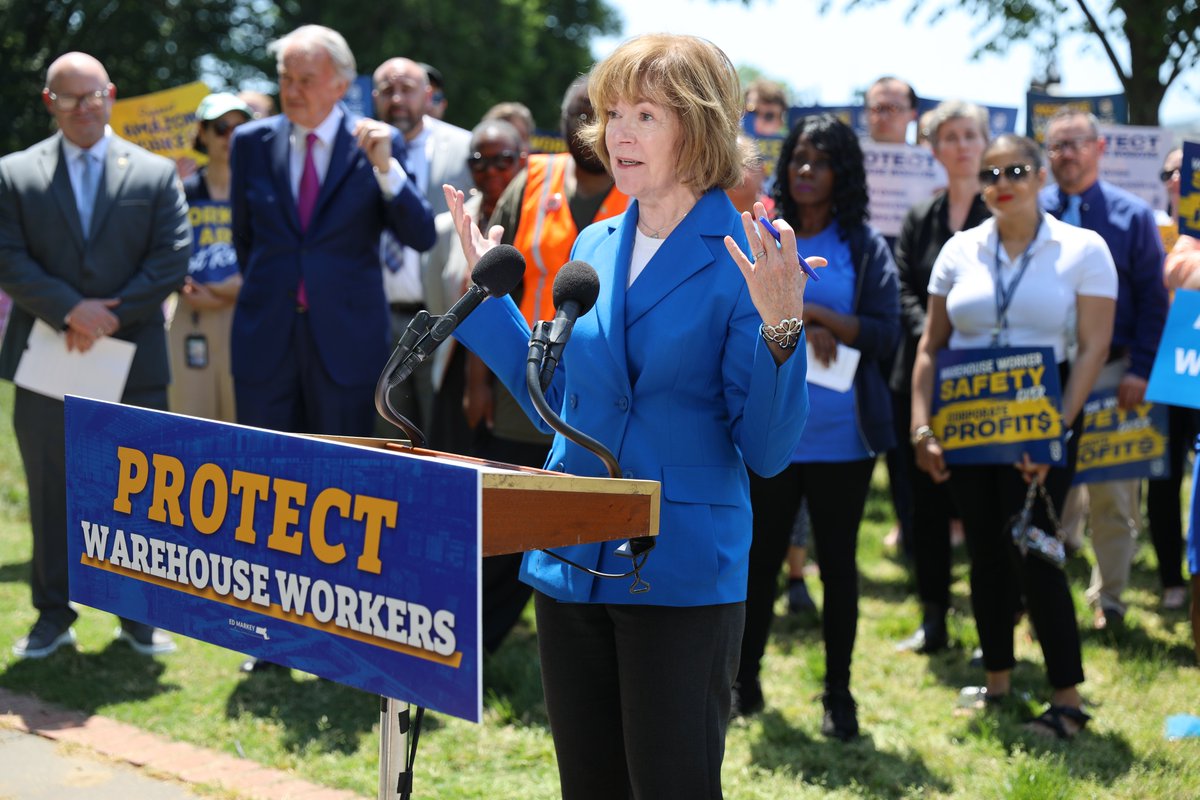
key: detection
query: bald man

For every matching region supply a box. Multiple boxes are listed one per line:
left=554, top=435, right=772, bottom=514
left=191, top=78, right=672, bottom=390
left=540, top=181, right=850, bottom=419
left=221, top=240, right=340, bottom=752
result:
left=0, top=52, right=191, bottom=659
left=371, top=57, right=471, bottom=441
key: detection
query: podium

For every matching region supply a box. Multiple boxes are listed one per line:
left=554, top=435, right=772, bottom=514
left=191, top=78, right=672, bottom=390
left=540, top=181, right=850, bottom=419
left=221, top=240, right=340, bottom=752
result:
left=63, top=398, right=659, bottom=798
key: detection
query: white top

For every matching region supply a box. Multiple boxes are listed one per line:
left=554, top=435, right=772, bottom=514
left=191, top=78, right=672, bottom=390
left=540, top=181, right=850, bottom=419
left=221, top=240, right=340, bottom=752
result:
left=928, top=213, right=1118, bottom=362
left=628, top=229, right=666, bottom=288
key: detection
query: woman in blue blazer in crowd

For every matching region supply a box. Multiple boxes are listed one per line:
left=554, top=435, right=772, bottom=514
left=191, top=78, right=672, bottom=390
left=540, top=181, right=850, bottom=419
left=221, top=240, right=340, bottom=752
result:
left=445, top=33, right=814, bottom=800
left=734, top=114, right=900, bottom=741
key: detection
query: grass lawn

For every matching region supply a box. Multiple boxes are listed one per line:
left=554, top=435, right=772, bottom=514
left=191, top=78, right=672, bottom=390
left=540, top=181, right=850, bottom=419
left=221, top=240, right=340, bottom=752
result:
left=0, top=380, right=1197, bottom=798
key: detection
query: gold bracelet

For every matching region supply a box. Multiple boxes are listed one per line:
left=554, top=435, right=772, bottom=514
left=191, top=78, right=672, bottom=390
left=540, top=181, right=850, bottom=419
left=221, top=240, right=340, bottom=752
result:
left=759, top=317, right=804, bottom=349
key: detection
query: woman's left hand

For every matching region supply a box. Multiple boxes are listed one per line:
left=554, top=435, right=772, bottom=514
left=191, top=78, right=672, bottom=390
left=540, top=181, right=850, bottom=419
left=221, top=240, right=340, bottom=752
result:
left=180, top=277, right=225, bottom=311
left=723, top=201, right=825, bottom=332
left=1014, top=452, right=1050, bottom=485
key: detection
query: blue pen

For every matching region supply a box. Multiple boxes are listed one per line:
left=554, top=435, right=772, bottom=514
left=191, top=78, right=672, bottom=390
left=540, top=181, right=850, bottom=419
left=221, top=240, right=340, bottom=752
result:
left=758, top=217, right=820, bottom=281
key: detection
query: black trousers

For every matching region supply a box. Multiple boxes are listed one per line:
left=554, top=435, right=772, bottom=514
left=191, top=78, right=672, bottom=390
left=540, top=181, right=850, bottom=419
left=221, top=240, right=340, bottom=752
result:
left=893, top=388, right=956, bottom=611
left=946, top=420, right=1084, bottom=688
left=1146, top=404, right=1200, bottom=591
left=535, top=592, right=743, bottom=800
left=15, top=385, right=167, bottom=628
left=739, top=459, right=875, bottom=691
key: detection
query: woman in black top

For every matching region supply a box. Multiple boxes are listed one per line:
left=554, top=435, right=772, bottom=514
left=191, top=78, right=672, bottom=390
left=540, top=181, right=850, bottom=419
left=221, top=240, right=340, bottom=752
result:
left=891, top=101, right=992, bottom=654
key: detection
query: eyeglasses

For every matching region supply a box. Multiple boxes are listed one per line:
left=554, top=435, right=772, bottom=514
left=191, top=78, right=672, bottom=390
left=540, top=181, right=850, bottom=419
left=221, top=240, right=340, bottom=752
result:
left=1046, top=137, right=1095, bottom=156
left=867, top=103, right=910, bottom=117
left=1161, top=168, right=1181, bottom=183
left=211, top=119, right=243, bottom=137
left=978, top=163, right=1037, bottom=186
left=756, top=110, right=781, bottom=123
left=46, top=87, right=110, bottom=111
left=468, top=151, right=519, bottom=172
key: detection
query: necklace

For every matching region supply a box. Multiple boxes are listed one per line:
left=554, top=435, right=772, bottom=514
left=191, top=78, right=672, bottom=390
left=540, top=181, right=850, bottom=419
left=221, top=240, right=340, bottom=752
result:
left=637, top=209, right=689, bottom=239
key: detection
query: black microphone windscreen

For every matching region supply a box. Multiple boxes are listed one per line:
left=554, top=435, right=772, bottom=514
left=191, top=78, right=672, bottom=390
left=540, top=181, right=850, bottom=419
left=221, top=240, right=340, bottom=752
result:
left=552, top=260, right=600, bottom=315
left=472, top=245, right=526, bottom=297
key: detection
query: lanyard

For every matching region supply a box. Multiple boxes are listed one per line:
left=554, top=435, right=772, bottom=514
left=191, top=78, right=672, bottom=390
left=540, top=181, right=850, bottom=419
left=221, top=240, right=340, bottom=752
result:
left=990, top=219, right=1042, bottom=347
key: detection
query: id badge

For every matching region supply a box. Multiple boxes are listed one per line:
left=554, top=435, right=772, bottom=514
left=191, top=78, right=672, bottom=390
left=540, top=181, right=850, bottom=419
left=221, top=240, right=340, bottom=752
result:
left=185, top=333, right=209, bottom=369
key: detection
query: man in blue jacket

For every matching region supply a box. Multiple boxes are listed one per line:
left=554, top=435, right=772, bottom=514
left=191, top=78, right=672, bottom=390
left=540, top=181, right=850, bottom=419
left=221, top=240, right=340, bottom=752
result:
left=1040, top=109, right=1168, bottom=630
left=230, top=25, right=435, bottom=439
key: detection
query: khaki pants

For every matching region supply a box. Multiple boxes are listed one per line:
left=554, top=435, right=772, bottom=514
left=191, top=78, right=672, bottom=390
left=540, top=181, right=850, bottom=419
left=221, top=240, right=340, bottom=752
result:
left=1060, top=356, right=1141, bottom=614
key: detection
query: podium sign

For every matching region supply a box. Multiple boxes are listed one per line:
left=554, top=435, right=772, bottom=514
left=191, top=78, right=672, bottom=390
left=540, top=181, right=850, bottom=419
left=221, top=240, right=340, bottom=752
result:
left=65, top=398, right=484, bottom=722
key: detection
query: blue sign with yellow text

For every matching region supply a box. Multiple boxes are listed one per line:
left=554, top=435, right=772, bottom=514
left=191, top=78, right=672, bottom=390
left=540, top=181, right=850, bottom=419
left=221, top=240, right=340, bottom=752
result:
left=1147, top=289, right=1200, bottom=410
left=64, top=398, right=482, bottom=722
left=930, top=347, right=1065, bottom=465
left=1073, top=388, right=1169, bottom=484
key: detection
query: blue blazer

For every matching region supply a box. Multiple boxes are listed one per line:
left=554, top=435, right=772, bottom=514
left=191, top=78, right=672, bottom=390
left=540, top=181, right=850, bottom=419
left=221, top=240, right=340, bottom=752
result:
left=229, top=108, right=435, bottom=388
left=456, top=189, right=810, bottom=605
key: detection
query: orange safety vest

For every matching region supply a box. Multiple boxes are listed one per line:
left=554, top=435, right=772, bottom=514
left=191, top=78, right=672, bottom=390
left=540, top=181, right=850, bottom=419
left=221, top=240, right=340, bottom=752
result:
left=513, top=153, right=628, bottom=325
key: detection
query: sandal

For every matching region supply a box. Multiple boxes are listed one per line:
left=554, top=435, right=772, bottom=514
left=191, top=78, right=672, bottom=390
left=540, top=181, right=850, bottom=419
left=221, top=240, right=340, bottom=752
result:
left=1026, top=704, right=1092, bottom=740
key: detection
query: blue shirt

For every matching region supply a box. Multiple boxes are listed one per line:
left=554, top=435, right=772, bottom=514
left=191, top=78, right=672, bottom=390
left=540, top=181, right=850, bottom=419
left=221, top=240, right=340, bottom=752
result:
left=1040, top=180, right=1167, bottom=378
left=793, top=223, right=871, bottom=463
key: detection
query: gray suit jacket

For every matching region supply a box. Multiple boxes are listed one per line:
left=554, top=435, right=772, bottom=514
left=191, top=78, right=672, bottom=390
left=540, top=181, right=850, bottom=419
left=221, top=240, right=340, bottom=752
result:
left=0, top=132, right=191, bottom=391
left=421, top=116, right=472, bottom=216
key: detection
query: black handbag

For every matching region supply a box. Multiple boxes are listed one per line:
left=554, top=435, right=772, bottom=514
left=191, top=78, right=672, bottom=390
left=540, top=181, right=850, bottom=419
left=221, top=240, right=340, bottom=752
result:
left=1009, top=479, right=1067, bottom=568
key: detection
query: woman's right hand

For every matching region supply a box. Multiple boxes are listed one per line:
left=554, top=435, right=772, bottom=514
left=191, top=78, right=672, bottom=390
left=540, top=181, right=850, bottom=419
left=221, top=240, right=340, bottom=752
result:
left=806, top=323, right=838, bottom=366
left=443, top=184, right=504, bottom=273
left=915, top=436, right=951, bottom=483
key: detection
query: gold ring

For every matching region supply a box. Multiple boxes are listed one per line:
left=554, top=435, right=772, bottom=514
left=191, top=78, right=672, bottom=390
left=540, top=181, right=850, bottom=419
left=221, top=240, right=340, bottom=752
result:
left=754, top=250, right=768, bottom=261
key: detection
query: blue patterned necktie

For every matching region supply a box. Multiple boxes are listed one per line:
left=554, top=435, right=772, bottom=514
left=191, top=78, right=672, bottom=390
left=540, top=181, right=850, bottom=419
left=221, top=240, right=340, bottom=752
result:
left=77, top=152, right=98, bottom=237
left=1061, top=194, right=1082, bottom=227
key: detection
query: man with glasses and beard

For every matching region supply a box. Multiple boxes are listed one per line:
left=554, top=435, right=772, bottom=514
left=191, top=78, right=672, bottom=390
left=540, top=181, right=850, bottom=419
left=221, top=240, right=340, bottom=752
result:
left=372, top=57, right=472, bottom=441
left=1040, top=108, right=1168, bottom=633
left=459, top=75, right=629, bottom=653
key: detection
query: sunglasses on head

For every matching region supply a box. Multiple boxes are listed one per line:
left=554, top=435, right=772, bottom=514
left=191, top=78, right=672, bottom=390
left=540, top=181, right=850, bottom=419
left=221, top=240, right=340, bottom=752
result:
left=468, top=151, right=518, bottom=172
left=211, top=118, right=242, bottom=137
left=978, top=163, right=1036, bottom=187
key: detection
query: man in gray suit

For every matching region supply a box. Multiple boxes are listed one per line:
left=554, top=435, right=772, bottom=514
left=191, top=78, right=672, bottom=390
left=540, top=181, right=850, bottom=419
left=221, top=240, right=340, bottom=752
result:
left=372, top=57, right=471, bottom=441
left=0, top=52, right=190, bottom=659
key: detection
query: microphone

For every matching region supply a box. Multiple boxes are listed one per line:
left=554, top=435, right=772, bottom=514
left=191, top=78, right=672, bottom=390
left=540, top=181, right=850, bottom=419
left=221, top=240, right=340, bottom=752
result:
left=383, top=245, right=525, bottom=387
left=534, top=261, right=600, bottom=391
left=375, top=244, right=525, bottom=443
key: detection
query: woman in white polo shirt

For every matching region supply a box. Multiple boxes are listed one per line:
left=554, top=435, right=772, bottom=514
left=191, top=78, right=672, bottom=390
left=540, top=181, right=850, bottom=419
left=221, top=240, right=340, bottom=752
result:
left=910, top=133, right=1116, bottom=741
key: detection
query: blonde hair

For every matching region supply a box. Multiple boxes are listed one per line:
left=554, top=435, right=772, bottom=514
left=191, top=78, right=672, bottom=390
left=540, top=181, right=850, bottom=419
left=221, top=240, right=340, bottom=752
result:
left=582, top=34, right=748, bottom=193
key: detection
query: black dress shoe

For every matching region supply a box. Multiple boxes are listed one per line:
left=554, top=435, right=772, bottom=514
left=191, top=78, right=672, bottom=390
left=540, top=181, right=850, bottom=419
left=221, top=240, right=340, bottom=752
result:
left=895, top=621, right=948, bottom=654
left=821, top=686, right=859, bottom=741
left=117, top=621, right=177, bottom=655
left=731, top=678, right=765, bottom=719
left=12, top=617, right=76, bottom=660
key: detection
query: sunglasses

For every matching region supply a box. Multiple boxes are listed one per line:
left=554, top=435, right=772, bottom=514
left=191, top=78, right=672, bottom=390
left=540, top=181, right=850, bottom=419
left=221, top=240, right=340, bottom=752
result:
left=468, top=151, right=518, bottom=172
left=210, top=118, right=243, bottom=137
left=978, top=163, right=1037, bottom=187
left=1161, top=168, right=1181, bottom=183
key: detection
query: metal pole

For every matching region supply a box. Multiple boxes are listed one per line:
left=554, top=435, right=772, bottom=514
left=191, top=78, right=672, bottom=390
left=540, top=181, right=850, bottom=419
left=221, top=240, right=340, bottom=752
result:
left=378, top=696, right=411, bottom=799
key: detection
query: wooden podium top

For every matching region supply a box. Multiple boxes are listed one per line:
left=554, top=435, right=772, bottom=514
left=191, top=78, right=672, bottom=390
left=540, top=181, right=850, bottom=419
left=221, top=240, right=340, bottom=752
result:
left=313, top=436, right=660, bottom=557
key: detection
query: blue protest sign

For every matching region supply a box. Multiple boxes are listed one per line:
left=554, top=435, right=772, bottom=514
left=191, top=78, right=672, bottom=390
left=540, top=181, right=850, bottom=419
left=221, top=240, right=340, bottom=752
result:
left=1180, top=141, right=1200, bottom=237
left=1147, top=289, right=1200, bottom=410
left=1073, top=389, right=1170, bottom=484
left=186, top=201, right=238, bottom=284
left=65, top=398, right=482, bottom=723
left=930, top=347, right=1066, bottom=465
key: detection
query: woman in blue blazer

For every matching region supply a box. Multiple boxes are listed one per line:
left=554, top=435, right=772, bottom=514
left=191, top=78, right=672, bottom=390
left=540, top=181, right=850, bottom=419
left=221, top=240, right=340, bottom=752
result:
left=445, top=34, right=813, bottom=800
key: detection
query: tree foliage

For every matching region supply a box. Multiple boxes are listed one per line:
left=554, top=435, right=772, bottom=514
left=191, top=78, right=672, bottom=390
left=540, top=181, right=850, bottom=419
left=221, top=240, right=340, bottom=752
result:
left=826, top=0, right=1200, bottom=124
left=272, top=0, right=620, bottom=132
left=0, top=0, right=620, bottom=156
left=0, top=0, right=277, bottom=155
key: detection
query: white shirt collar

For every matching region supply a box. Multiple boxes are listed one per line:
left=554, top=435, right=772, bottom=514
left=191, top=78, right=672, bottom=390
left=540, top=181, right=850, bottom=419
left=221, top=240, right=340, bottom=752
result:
left=292, top=106, right=344, bottom=147
left=61, top=126, right=113, bottom=163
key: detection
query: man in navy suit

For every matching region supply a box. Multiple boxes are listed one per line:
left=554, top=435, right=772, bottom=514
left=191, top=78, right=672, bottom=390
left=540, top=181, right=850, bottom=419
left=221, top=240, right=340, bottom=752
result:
left=230, top=25, right=435, bottom=438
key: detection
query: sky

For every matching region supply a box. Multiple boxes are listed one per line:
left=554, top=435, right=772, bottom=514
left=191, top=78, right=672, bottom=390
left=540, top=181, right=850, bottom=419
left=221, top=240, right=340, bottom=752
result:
left=592, top=0, right=1199, bottom=132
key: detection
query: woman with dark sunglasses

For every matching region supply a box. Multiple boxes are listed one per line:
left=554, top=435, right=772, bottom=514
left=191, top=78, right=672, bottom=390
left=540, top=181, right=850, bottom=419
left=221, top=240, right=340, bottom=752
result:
left=910, top=133, right=1116, bottom=741
left=166, top=93, right=253, bottom=422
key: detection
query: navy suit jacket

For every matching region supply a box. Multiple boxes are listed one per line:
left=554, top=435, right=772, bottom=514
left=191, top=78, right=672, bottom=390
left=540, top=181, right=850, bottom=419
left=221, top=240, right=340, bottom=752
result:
left=230, top=108, right=435, bottom=388
left=455, top=189, right=810, bottom=605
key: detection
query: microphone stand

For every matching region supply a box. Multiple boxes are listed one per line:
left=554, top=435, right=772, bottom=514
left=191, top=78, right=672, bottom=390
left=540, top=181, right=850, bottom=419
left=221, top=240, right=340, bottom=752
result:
left=374, top=311, right=435, bottom=448
left=526, top=324, right=655, bottom=593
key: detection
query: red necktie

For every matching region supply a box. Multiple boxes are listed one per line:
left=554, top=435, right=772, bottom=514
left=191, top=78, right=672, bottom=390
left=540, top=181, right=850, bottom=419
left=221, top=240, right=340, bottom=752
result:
left=297, top=131, right=319, bottom=231
left=296, top=132, right=319, bottom=309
